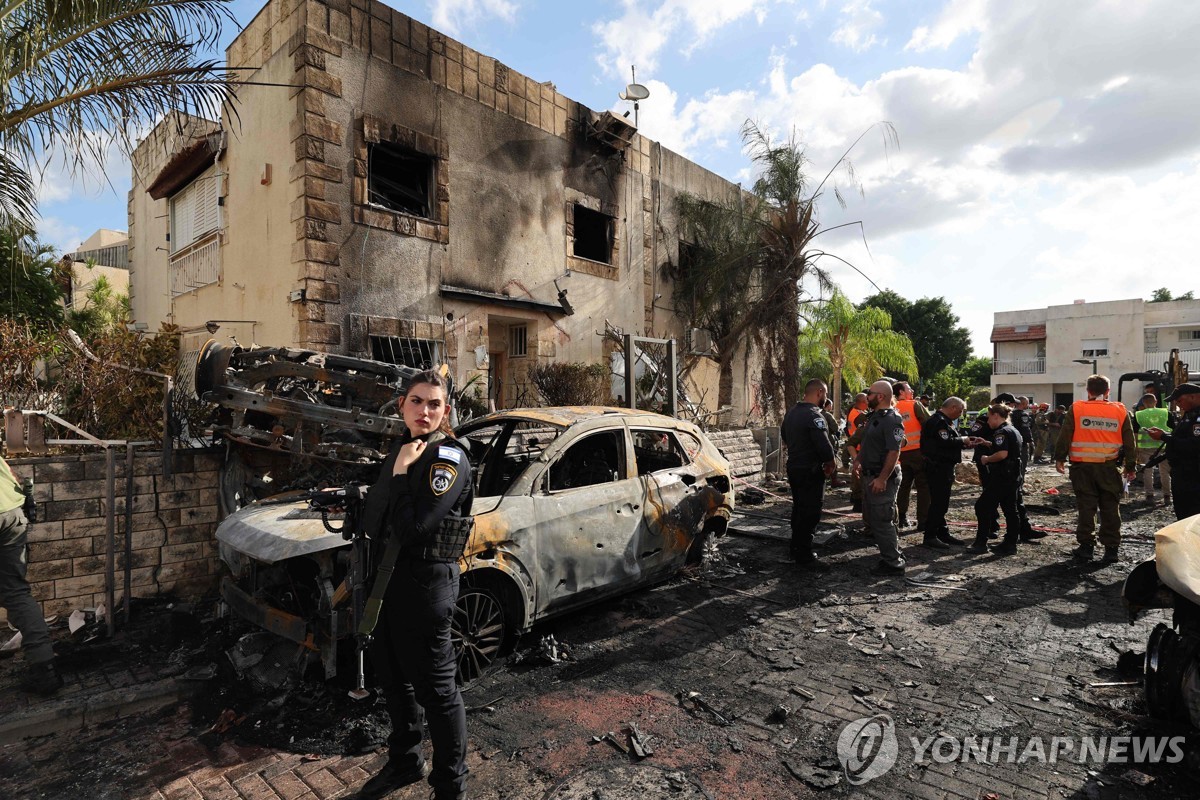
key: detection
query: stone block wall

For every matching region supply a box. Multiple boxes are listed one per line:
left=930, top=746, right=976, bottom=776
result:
left=2, top=449, right=223, bottom=620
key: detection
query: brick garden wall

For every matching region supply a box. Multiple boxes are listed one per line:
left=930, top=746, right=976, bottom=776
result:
left=3, top=449, right=223, bottom=620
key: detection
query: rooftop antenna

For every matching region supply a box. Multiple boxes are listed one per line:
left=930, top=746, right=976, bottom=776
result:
left=619, top=65, right=650, bottom=128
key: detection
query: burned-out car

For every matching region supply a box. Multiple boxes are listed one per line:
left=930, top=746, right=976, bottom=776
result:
left=216, top=407, right=735, bottom=683
left=1123, top=513, right=1200, bottom=727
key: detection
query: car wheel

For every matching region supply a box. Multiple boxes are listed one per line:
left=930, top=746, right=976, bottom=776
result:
left=452, top=584, right=508, bottom=685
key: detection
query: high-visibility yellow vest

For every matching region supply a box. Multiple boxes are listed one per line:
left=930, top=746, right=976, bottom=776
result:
left=1068, top=400, right=1127, bottom=463
left=895, top=400, right=922, bottom=452
left=1135, top=407, right=1168, bottom=449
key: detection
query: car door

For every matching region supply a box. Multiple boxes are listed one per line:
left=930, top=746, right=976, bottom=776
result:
left=527, top=426, right=645, bottom=615
left=629, top=426, right=711, bottom=577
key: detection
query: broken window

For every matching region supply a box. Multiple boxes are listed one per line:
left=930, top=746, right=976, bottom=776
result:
left=631, top=429, right=689, bottom=475
left=461, top=419, right=562, bottom=498
left=548, top=430, right=624, bottom=491
left=509, top=324, right=528, bottom=358
left=368, top=142, right=434, bottom=218
left=572, top=204, right=613, bottom=264
left=369, top=335, right=441, bottom=369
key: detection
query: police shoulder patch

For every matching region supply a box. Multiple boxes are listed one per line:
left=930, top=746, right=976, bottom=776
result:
left=994, top=434, right=1005, bottom=445
left=1193, top=424, right=1200, bottom=436
left=430, top=463, right=458, bottom=495
left=814, top=417, right=827, bottom=430
left=892, top=428, right=906, bottom=444
left=939, top=429, right=950, bottom=440
left=437, top=445, right=462, bottom=464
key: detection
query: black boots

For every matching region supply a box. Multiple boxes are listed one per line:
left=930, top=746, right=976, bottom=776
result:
left=20, top=659, right=63, bottom=696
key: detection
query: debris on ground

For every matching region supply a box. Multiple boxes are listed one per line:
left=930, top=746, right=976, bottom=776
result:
left=784, top=758, right=841, bottom=789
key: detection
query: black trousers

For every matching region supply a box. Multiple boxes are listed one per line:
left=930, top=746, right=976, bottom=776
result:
left=1172, top=471, right=1200, bottom=520
left=975, top=478, right=1021, bottom=544
left=924, top=461, right=955, bottom=540
left=371, top=558, right=468, bottom=797
left=788, top=466, right=826, bottom=558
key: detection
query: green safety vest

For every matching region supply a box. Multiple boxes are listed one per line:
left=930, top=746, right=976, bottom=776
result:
left=1135, top=407, right=1168, bottom=449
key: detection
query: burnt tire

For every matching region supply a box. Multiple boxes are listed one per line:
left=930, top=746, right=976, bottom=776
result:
left=194, top=339, right=233, bottom=399
left=452, top=584, right=509, bottom=685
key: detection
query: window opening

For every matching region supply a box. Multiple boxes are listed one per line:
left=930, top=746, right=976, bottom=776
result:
left=509, top=324, right=528, bottom=358
left=1080, top=338, right=1109, bottom=358
left=462, top=420, right=563, bottom=498
left=631, top=429, right=690, bottom=475
left=368, top=142, right=434, bottom=218
left=548, top=430, right=624, bottom=491
left=169, top=170, right=220, bottom=252
left=369, top=335, right=441, bottom=369
left=573, top=204, right=613, bottom=264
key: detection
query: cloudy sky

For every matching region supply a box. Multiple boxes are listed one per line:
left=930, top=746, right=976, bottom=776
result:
left=42, top=0, right=1200, bottom=353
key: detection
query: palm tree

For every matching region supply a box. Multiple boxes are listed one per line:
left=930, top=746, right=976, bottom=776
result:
left=797, top=289, right=918, bottom=418
left=672, top=121, right=896, bottom=420
left=1, top=0, right=234, bottom=230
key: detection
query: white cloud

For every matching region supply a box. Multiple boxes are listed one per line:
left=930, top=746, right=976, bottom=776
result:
left=592, top=0, right=775, bottom=77
left=37, top=215, right=86, bottom=256
left=428, top=0, right=518, bottom=37
left=905, top=0, right=986, bottom=51
left=830, top=0, right=885, bottom=52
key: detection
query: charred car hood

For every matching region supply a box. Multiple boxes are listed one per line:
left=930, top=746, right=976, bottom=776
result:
left=216, top=500, right=346, bottom=565
left=1154, top=513, right=1200, bottom=607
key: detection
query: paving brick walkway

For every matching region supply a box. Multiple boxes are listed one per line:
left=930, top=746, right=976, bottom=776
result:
left=2, top=470, right=1196, bottom=799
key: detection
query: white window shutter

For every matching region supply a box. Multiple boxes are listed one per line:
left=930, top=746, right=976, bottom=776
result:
left=171, top=186, right=195, bottom=252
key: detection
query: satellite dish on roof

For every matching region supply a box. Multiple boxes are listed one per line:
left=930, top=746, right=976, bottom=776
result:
left=618, top=66, right=649, bottom=128
left=620, top=83, right=649, bottom=101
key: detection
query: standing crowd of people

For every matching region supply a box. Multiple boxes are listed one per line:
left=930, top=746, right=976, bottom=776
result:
left=782, top=374, right=1200, bottom=577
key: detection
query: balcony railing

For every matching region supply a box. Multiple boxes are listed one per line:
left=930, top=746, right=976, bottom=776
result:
left=1144, top=349, right=1200, bottom=372
left=170, top=234, right=221, bottom=297
left=992, top=357, right=1045, bottom=375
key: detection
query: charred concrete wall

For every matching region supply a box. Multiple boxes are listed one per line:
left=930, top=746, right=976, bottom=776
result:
left=1, top=451, right=222, bottom=621
left=128, top=0, right=757, bottom=419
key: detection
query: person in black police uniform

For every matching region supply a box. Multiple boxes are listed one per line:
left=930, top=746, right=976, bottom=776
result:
left=1145, top=383, right=1200, bottom=520
left=987, top=393, right=1043, bottom=543
left=782, top=378, right=837, bottom=571
left=357, top=370, right=472, bottom=800
left=970, top=404, right=1024, bottom=555
left=919, top=396, right=978, bottom=549
left=1012, top=396, right=1036, bottom=466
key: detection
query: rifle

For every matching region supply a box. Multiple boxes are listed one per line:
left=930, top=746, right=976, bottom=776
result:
left=1136, top=443, right=1168, bottom=474
left=306, top=484, right=373, bottom=700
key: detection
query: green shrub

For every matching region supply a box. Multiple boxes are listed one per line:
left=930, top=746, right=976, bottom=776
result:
left=530, top=362, right=610, bottom=406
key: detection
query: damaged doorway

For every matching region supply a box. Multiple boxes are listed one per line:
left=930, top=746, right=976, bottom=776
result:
left=487, top=316, right=534, bottom=410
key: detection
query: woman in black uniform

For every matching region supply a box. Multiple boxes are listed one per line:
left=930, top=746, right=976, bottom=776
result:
left=358, top=370, right=472, bottom=800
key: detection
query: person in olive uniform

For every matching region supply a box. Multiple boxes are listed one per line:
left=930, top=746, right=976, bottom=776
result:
left=358, top=371, right=472, bottom=800
left=1145, top=383, right=1200, bottom=520
left=852, top=380, right=907, bottom=575
left=782, top=379, right=837, bottom=571
left=970, top=405, right=1024, bottom=555
left=1054, top=375, right=1137, bottom=564
left=1, top=456, right=63, bottom=695
left=846, top=393, right=870, bottom=512
left=821, top=398, right=842, bottom=488
left=919, top=397, right=979, bottom=549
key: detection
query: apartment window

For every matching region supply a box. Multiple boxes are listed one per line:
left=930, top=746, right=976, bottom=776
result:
left=509, top=324, right=528, bottom=358
left=368, top=142, right=434, bottom=218
left=1080, top=338, right=1109, bottom=358
left=572, top=204, right=614, bottom=263
left=169, top=168, right=220, bottom=252
left=370, top=336, right=442, bottom=369
left=1181, top=330, right=1200, bottom=341
left=1145, top=329, right=1159, bottom=350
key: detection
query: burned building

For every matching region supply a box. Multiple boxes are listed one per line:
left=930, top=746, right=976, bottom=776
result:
left=128, top=0, right=754, bottom=417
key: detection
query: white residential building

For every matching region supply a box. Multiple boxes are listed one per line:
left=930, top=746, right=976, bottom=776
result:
left=990, top=297, right=1200, bottom=408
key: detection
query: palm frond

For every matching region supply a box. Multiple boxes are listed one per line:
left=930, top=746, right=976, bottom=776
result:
left=1, top=0, right=235, bottom=228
